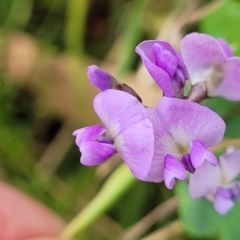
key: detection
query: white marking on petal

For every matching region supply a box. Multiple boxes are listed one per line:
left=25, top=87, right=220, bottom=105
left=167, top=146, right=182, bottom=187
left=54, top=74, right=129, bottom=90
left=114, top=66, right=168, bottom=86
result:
left=191, top=63, right=224, bottom=94
left=167, top=126, right=190, bottom=156
left=108, top=121, right=120, bottom=139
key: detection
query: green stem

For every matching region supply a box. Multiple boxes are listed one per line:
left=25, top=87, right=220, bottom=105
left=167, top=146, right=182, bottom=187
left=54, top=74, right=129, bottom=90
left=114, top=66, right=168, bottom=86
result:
left=118, top=0, right=149, bottom=75
left=64, top=0, right=95, bottom=124
left=64, top=0, right=89, bottom=56
left=60, top=164, right=136, bottom=238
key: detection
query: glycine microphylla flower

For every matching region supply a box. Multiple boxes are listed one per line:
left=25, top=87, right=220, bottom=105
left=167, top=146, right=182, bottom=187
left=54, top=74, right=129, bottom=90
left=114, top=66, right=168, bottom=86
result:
left=144, top=97, right=225, bottom=188
left=136, top=40, right=188, bottom=98
left=189, top=147, right=240, bottom=214
left=87, top=65, right=118, bottom=91
left=181, top=32, right=240, bottom=101
left=87, top=65, right=142, bottom=102
left=73, top=89, right=155, bottom=180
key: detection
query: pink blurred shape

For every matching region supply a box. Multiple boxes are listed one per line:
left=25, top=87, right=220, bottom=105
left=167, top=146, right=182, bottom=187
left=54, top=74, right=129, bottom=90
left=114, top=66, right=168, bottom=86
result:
left=0, top=181, right=65, bottom=240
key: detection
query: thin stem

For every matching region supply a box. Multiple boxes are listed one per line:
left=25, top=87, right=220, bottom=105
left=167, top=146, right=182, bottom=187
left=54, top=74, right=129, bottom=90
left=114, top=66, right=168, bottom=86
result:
left=186, top=82, right=208, bottom=103
left=64, top=0, right=90, bottom=56
left=60, top=164, right=137, bottom=238
left=142, top=220, right=183, bottom=240
left=117, top=0, right=149, bottom=75
left=117, top=197, right=179, bottom=240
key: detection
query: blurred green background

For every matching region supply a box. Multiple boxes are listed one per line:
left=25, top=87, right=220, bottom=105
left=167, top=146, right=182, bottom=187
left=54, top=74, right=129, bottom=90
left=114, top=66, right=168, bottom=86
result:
left=1, top=0, right=240, bottom=239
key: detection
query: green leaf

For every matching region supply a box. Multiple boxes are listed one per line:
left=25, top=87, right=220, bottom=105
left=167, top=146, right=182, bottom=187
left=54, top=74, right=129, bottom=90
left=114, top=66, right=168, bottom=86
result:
left=176, top=181, right=220, bottom=238
left=220, top=202, right=240, bottom=240
left=203, top=97, right=240, bottom=138
left=200, top=1, right=240, bottom=56
left=0, top=0, right=14, bottom=24
left=176, top=181, right=240, bottom=239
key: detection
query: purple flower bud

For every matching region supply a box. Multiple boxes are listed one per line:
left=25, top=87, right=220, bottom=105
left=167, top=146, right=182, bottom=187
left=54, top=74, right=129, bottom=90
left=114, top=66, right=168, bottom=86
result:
left=87, top=65, right=142, bottom=102
left=136, top=40, right=188, bottom=98
left=87, top=65, right=117, bottom=91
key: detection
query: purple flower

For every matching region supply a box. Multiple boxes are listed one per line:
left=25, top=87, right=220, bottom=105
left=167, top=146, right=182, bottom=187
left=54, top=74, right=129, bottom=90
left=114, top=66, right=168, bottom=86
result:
left=87, top=65, right=142, bottom=101
left=189, top=147, right=240, bottom=214
left=73, top=89, right=155, bottom=180
left=87, top=65, right=118, bottom=91
left=145, top=97, right=225, bottom=188
left=181, top=32, right=240, bottom=101
left=135, top=40, right=188, bottom=98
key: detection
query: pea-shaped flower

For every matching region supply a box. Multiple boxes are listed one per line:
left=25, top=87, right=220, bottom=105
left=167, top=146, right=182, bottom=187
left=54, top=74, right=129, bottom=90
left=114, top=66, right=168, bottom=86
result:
left=144, top=97, right=225, bottom=188
left=136, top=40, right=188, bottom=98
left=73, top=89, right=154, bottom=180
left=181, top=33, right=240, bottom=101
left=87, top=65, right=142, bottom=102
left=189, top=147, right=240, bottom=214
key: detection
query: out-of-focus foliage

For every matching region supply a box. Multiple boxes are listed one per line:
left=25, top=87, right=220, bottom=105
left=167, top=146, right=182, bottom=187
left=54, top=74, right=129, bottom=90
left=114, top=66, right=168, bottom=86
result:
left=200, top=0, right=240, bottom=56
left=1, top=0, right=240, bottom=239
left=177, top=182, right=240, bottom=240
left=176, top=2, right=240, bottom=239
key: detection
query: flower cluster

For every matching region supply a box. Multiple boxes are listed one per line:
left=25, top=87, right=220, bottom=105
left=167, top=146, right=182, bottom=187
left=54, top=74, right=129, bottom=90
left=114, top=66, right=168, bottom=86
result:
left=73, top=33, right=240, bottom=214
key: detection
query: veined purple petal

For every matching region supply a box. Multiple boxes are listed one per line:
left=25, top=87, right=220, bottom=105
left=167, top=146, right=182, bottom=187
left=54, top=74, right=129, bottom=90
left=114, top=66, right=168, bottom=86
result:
left=152, top=41, right=188, bottom=79
left=145, top=98, right=224, bottom=182
left=73, top=125, right=106, bottom=146
left=189, top=160, right=221, bottom=199
left=157, top=97, right=225, bottom=147
left=93, top=89, right=155, bottom=180
left=163, top=154, right=186, bottom=189
left=153, top=43, right=177, bottom=78
left=80, top=141, right=116, bottom=166
left=87, top=65, right=117, bottom=91
left=190, top=140, right=217, bottom=169
left=94, top=90, right=149, bottom=138
left=214, top=187, right=234, bottom=214
left=136, top=40, right=188, bottom=97
left=210, top=58, right=240, bottom=101
left=217, top=39, right=233, bottom=58
left=219, top=147, right=240, bottom=183
left=144, top=107, right=167, bottom=182
left=136, top=41, right=174, bottom=96
left=181, top=154, right=195, bottom=173
left=181, top=33, right=227, bottom=86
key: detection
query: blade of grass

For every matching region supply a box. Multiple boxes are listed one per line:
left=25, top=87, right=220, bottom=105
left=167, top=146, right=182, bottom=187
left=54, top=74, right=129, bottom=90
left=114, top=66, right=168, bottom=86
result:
left=117, top=0, right=149, bottom=75
left=64, top=0, right=90, bottom=57
left=117, top=197, right=179, bottom=240
left=60, top=164, right=137, bottom=238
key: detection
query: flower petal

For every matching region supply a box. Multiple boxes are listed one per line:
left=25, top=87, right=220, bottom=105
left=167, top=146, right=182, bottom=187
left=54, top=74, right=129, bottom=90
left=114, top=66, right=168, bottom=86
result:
left=153, top=43, right=178, bottom=78
left=80, top=141, right=116, bottom=165
left=210, top=58, right=240, bottom=101
left=144, top=107, right=173, bottom=182
left=87, top=65, right=117, bottom=91
left=136, top=41, right=174, bottom=96
left=73, top=125, right=106, bottom=146
left=190, top=140, right=217, bottom=169
left=219, top=147, right=240, bottom=183
left=163, top=154, right=186, bottom=189
left=181, top=33, right=226, bottom=85
left=217, top=39, right=233, bottom=58
left=157, top=97, right=225, bottom=147
left=214, top=187, right=234, bottom=214
left=94, top=90, right=155, bottom=180
left=189, top=160, right=221, bottom=199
